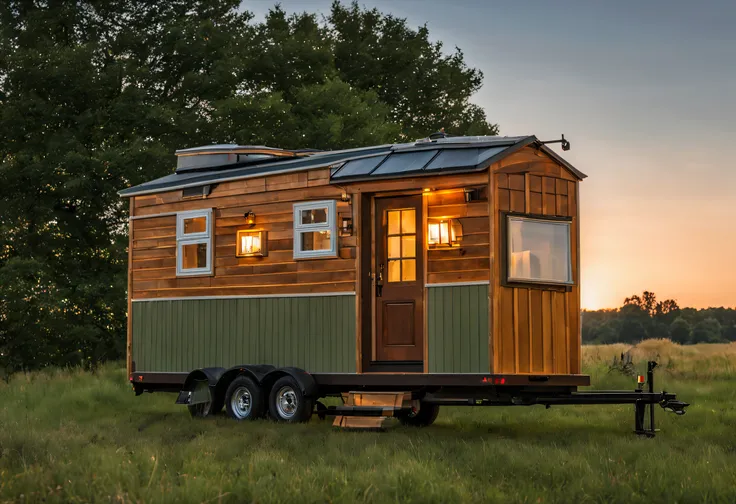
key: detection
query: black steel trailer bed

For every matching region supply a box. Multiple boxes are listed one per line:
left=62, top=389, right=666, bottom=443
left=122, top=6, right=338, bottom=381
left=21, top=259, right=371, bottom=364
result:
left=130, top=361, right=687, bottom=437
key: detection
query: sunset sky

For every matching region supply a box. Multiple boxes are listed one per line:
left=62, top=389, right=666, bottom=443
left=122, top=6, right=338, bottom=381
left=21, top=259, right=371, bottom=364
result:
left=248, top=0, right=736, bottom=310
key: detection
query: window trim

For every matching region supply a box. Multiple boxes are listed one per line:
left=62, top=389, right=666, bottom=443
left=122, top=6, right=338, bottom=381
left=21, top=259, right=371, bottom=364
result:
left=176, top=208, right=213, bottom=277
left=293, top=200, right=338, bottom=259
left=504, top=213, right=573, bottom=287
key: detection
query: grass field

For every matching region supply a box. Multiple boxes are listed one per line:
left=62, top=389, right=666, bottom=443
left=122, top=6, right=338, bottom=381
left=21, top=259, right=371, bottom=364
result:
left=1, top=340, right=735, bottom=503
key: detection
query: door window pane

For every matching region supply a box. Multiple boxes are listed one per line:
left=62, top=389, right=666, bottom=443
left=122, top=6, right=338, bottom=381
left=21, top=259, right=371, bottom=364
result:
left=385, top=207, right=418, bottom=283
left=387, top=260, right=401, bottom=283
left=182, top=243, right=208, bottom=269
left=388, top=210, right=401, bottom=235
left=301, top=231, right=332, bottom=251
left=183, top=216, right=207, bottom=234
left=301, top=208, right=328, bottom=225
left=402, top=236, right=416, bottom=258
left=401, top=259, right=416, bottom=281
left=388, top=236, right=401, bottom=258
left=401, top=209, right=415, bottom=234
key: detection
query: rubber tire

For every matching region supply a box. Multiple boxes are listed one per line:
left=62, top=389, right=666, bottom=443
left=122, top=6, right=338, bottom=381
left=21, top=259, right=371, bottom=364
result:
left=398, top=403, right=440, bottom=427
left=268, top=376, right=313, bottom=423
left=224, top=376, right=265, bottom=421
left=187, top=381, right=213, bottom=418
left=188, top=402, right=212, bottom=418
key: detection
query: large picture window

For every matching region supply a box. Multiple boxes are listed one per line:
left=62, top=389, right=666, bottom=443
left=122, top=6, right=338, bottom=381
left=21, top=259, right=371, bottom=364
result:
left=507, top=215, right=572, bottom=285
left=176, top=209, right=213, bottom=276
left=293, top=200, right=338, bottom=259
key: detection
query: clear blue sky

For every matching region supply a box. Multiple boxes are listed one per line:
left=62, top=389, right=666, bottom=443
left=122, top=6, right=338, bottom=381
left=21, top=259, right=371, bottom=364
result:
left=246, top=1, right=736, bottom=309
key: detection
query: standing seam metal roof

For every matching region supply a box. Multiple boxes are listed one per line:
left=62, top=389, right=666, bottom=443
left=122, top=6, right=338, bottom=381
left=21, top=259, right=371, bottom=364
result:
left=118, top=135, right=585, bottom=197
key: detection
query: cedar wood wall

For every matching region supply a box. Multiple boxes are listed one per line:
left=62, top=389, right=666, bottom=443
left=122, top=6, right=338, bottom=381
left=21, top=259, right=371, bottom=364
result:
left=127, top=146, right=581, bottom=375
left=491, top=150, right=581, bottom=375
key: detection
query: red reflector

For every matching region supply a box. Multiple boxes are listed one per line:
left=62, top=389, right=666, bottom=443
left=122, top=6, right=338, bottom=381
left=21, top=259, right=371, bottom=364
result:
left=482, top=377, right=488, bottom=383
left=129, top=376, right=133, bottom=381
left=500, top=378, right=506, bottom=385
left=138, top=375, right=143, bottom=381
left=637, top=375, right=645, bottom=383
left=492, top=377, right=506, bottom=385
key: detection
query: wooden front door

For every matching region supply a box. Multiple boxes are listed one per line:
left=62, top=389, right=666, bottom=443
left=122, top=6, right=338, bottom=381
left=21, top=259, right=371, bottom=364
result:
left=374, top=196, right=424, bottom=362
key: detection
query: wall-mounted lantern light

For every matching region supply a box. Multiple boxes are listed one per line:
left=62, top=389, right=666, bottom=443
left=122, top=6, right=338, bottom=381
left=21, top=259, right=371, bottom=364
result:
left=340, top=216, right=353, bottom=236
left=236, top=229, right=267, bottom=257
left=427, top=219, right=463, bottom=248
left=464, top=188, right=478, bottom=202
left=244, top=211, right=256, bottom=228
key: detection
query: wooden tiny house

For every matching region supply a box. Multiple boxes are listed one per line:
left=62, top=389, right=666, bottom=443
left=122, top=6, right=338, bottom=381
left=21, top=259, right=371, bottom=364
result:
left=121, top=135, right=587, bottom=383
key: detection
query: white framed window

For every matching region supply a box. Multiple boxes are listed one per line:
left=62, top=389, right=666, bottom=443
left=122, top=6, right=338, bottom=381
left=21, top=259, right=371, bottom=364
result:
left=293, top=200, right=338, bottom=259
left=176, top=208, right=213, bottom=276
left=507, top=215, right=572, bottom=285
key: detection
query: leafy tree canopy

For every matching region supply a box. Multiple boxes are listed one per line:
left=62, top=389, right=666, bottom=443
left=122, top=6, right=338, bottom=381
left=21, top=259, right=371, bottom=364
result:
left=0, top=1, right=497, bottom=374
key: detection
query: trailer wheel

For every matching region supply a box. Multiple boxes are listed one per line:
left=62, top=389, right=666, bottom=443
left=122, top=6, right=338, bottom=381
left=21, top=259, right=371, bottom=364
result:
left=268, top=376, right=313, bottom=423
left=225, top=376, right=264, bottom=421
left=187, top=380, right=213, bottom=418
left=398, top=403, right=440, bottom=427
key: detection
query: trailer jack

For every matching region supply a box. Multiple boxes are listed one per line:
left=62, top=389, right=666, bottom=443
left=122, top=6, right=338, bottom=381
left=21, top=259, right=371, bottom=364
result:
left=633, top=361, right=689, bottom=437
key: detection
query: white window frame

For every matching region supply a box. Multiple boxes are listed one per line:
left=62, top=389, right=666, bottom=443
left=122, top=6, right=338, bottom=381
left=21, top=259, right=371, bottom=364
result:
left=506, top=215, right=573, bottom=286
left=176, top=208, right=213, bottom=276
left=293, top=200, right=338, bottom=259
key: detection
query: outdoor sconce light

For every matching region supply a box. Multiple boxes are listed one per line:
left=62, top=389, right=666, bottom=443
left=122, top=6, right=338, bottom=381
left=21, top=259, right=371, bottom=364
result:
left=236, top=229, right=267, bottom=257
left=464, top=188, right=478, bottom=202
left=427, top=219, right=463, bottom=248
left=244, top=211, right=256, bottom=228
left=340, top=216, right=353, bottom=236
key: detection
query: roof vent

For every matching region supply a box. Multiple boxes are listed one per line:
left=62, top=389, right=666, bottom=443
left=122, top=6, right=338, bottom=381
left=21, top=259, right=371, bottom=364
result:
left=182, top=185, right=213, bottom=199
left=428, top=128, right=448, bottom=140
left=174, top=145, right=303, bottom=173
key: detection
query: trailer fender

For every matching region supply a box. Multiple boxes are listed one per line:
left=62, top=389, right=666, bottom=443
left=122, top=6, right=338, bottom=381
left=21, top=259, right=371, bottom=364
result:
left=213, top=364, right=276, bottom=405
left=182, top=367, right=226, bottom=391
left=262, top=367, right=319, bottom=398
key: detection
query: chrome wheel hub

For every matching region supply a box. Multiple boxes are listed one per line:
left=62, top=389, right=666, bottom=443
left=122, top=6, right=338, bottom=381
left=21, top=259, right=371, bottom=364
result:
left=230, top=387, right=252, bottom=419
left=276, top=386, right=298, bottom=419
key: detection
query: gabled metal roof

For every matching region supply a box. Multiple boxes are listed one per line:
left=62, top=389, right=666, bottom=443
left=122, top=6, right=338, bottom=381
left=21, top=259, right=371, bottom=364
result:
left=118, top=135, right=585, bottom=197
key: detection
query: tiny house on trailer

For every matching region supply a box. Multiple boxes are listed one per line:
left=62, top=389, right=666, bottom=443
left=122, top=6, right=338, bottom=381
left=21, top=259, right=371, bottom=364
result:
left=120, top=134, right=687, bottom=434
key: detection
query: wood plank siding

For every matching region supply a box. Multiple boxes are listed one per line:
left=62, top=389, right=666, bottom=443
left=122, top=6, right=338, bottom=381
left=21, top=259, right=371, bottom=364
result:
left=130, top=169, right=355, bottom=299
left=490, top=151, right=582, bottom=374
left=132, top=296, right=356, bottom=373
left=424, top=187, right=491, bottom=285
left=427, top=284, right=490, bottom=373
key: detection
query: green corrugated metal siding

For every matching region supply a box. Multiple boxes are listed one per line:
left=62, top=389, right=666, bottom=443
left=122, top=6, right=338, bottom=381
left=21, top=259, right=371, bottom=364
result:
left=427, top=285, right=490, bottom=373
left=132, top=296, right=356, bottom=373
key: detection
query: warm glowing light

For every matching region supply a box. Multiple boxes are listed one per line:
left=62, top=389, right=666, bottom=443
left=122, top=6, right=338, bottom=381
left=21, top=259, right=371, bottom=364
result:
left=423, top=188, right=431, bottom=193
left=428, top=222, right=440, bottom=245
left=428, top=219, right=462, bottom=247
left=236, top=230, right=267, bottom=256
left=439, top=221, right=450, bottom=244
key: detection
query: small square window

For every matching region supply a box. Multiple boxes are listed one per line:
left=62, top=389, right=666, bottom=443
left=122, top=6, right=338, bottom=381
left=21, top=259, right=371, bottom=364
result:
left=293, top=200, right=338, bottom=259
left=176, top=209, right=213, bottom=276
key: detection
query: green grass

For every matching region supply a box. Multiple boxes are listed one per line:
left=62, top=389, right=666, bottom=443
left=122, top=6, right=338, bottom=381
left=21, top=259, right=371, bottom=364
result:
left=1, top=359, right=735, bottom=503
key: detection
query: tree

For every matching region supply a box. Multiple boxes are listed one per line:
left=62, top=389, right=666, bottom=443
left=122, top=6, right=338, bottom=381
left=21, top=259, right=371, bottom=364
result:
left=328, top=1, right=498, bottom=140
left=0, top=1, right=498, bottom=374
left=670, top=317, right=692, bottom=345
left=691, top=318, right=723, bottom=344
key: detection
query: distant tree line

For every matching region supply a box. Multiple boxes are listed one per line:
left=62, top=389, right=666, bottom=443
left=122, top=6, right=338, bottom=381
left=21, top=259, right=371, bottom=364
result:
left=582, top=291, right=736, bottom=345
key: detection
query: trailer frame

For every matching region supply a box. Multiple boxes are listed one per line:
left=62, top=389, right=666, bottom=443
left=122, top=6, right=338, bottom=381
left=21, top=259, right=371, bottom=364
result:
left=130, top=360, right=687, bottom=436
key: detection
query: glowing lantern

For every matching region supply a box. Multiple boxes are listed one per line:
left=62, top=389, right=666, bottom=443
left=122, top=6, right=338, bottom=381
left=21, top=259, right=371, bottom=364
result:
left=236, top=230, right=267, bottom=257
